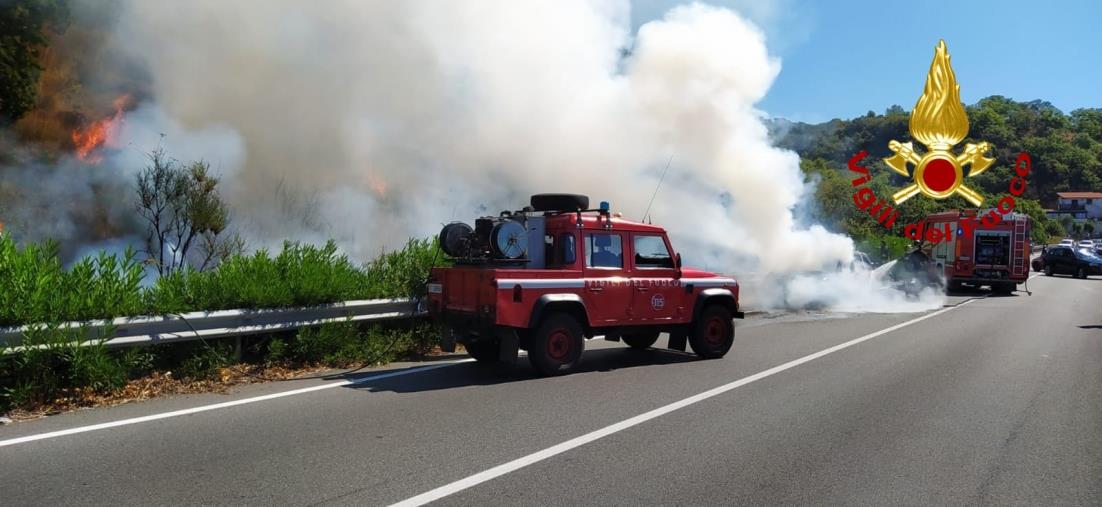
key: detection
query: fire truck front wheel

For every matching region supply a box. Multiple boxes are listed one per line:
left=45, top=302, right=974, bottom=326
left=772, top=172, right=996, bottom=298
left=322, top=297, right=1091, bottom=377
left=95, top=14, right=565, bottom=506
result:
left=528, top=313, right=585, bottom=376
left=690, top=305, right=734, bottom=359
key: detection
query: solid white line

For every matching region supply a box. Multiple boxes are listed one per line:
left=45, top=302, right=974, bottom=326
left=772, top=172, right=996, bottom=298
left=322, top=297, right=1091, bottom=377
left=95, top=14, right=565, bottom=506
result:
left=0, top=359, right=474, bottom=448
left=391, top=300, right=977, bottom=507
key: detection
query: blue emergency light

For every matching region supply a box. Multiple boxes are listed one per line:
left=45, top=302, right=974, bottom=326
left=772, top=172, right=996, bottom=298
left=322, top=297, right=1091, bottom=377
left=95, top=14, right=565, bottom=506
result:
left=599, top=201, right=610, bottom=212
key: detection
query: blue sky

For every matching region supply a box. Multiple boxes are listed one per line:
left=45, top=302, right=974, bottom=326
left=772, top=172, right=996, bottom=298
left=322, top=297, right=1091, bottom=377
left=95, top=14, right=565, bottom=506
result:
left=633, top=0, right=1102, bottom=123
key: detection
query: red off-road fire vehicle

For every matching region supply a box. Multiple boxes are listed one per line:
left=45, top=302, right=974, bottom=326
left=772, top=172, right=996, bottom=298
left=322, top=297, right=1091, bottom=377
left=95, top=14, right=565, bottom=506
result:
left=426, top=194, right=744, bottom=376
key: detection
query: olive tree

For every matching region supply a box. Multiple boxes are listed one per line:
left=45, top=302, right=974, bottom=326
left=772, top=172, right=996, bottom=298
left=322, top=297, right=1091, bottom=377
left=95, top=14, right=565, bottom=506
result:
left=136, top=149, right=243, bottom=275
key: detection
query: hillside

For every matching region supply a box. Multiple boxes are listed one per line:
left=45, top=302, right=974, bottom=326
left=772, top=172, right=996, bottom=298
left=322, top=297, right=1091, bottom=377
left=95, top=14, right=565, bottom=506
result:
left=769, top=97, right=1102, bottom=244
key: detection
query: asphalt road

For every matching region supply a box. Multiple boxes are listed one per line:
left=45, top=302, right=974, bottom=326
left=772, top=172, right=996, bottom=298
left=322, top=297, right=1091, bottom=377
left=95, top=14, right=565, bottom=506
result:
left=2, top=273, right=1100, bottom=506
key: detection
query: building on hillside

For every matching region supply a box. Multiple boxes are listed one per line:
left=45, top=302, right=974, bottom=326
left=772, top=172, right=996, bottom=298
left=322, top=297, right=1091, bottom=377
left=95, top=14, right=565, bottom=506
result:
left=1045, top=192, right=1102, bottom=220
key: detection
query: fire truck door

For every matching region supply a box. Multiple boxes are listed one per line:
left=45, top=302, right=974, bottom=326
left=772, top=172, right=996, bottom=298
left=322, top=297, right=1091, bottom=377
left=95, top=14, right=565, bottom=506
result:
left=582, top=232, right=633, bottom=324
left=629, top=234, right=681, bottom=323
left=932, top=221, right=957, bottom=278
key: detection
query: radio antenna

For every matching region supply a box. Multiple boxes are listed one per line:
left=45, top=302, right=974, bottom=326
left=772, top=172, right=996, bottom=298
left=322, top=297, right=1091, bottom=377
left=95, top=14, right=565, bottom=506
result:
left=642, top=154, right=673, bottom=223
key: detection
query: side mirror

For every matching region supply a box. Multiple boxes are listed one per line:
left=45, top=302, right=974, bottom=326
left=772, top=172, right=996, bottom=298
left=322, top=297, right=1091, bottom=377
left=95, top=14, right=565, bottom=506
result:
left=675, top=252, right=682, bottom=269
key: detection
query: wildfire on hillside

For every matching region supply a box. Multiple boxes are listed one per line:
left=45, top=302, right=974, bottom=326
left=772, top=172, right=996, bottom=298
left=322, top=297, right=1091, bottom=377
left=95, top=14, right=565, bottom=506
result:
left=368, top=174, right=388, bottom=197
left=72, top=94, right=133, bottom=163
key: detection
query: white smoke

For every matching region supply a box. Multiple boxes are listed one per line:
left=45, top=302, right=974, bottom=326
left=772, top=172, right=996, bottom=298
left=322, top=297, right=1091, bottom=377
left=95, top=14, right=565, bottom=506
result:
left=101, top=0, right=942, bottom=311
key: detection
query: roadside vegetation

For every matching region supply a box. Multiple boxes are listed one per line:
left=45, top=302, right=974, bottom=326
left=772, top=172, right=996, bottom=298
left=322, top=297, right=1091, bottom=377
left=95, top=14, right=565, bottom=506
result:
left=0, top=234, right=440, bottom=327
left=0, top=234, right=445, bottom=415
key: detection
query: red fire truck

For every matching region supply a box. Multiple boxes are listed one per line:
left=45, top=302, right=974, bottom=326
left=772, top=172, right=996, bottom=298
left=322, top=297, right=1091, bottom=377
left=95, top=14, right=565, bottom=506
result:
left=924, top=210, right=1032, bottom=293
left=426, top=194, right=744, bottom=376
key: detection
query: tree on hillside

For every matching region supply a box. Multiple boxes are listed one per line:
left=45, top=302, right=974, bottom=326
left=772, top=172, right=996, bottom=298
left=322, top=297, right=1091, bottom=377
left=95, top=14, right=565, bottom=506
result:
left=0, top=0, right=69, bottom=123
left=136, top=149, right=243, bottom=275
left=774, top=97, right=1102, bottom=210
left=1043, top=220, right=1065, bottom=242
left=1058, top=214, right=1074, bottom=237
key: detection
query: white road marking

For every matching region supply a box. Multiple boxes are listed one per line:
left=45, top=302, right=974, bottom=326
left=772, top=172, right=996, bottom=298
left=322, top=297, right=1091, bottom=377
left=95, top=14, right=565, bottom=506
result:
left=0, top=359, right=474, bottom=448
left=391, top=300, right=977, bottom=507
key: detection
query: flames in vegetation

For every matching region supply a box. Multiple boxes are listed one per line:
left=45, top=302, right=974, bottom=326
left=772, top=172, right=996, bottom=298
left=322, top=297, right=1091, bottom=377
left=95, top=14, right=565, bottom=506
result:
left=71, top=94, right=132, bottom=163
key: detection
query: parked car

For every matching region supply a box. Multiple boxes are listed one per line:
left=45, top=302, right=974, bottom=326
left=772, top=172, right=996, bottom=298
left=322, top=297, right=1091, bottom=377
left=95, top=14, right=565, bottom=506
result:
left=1078, top=239, right=1095, bottom=249
left=1040, top=246, right=1102, bottom=278
left=1058, top=238, right=1075, bottom=247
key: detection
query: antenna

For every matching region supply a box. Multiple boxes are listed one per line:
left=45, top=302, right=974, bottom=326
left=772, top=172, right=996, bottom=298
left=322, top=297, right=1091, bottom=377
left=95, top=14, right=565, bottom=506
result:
left=642, top=154, right=673, bottom=223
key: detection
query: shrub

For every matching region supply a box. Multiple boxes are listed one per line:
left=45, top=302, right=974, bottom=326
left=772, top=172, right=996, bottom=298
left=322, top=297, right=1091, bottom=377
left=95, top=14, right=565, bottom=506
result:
left=0, top=235, right=144, bottom=326
left=0, top=234, right=446, bottom=413
left=178, top=342, right=235, bottom=380
left=144, top=238, right=443, bottom=314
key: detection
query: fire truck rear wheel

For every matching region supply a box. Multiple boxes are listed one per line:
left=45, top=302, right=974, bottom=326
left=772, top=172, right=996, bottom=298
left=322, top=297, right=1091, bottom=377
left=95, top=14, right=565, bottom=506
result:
left=622, top=331, right=660, bottom=350
left=690, top=305, right=734, bottom=359
left=464, top=340, right=500, bottom=364
left=528, top=313, right=584, bottom=376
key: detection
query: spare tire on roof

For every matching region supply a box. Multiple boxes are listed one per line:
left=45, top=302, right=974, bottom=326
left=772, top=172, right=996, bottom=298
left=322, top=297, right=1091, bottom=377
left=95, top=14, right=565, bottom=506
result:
left=530, top=193, right=589, bottom=212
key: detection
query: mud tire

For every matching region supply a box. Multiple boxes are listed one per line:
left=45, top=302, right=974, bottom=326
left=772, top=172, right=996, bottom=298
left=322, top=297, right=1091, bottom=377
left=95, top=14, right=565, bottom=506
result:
left=528, top=314, right=585, bottom=376
left=689, top=305, right=734, bottom=359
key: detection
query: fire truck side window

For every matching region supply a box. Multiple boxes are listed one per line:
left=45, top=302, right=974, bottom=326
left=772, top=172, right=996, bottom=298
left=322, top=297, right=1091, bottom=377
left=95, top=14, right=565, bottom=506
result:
left=585, top=233, right=622, bottom=269
left=561, top=233, right=576, bottom=265
left=546, top=233, right=576, bottom=267
left=634, top=235, right=673, bottom=269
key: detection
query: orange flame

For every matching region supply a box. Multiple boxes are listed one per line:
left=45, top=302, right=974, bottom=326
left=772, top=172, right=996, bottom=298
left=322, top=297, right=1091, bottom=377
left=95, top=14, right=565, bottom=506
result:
left=368, top=174, right=388, bottom=197
left=72, top=94, right=132, bottom=164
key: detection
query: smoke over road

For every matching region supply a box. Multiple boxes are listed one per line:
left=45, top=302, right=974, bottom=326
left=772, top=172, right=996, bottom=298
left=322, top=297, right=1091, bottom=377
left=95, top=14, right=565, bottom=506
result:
left=6, top=0, right=944, bottom=311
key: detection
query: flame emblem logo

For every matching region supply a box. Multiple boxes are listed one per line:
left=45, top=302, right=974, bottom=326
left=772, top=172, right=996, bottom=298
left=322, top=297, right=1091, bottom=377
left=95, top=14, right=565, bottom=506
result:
left=885, top=40, right=993, bottom=206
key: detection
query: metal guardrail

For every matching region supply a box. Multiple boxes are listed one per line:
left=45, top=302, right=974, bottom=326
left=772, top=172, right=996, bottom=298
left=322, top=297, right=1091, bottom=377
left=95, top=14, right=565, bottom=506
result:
left=0, top=298, right=423, bottom=353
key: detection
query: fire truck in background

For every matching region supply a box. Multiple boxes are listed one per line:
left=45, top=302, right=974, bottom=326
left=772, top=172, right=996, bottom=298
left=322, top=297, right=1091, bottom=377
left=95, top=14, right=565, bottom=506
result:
left=924, top=210, right=1032, bottom=293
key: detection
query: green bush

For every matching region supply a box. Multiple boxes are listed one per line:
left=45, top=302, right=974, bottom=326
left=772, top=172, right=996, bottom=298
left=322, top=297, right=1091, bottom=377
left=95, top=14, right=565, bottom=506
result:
left=144, top=238, right=441, bottom=314
left=67, top=342, right=128, bottom=393
left=0, top=234, right=445, bottom=413
left=255, top=320, right=438, bottom=369
left=0, top=234, right=443, bottom=326
left=178, top=342, right=235, bottom=380
left=0, top=324, right=122, bottom=409
left=0, top=236, right=145, bottom=326
left=364, top=238, right=442, bottom=299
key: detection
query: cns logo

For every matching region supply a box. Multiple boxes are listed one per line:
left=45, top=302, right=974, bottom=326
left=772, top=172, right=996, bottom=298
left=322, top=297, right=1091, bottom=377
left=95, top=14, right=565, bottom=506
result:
left=651, top=294, right=665, bottom=310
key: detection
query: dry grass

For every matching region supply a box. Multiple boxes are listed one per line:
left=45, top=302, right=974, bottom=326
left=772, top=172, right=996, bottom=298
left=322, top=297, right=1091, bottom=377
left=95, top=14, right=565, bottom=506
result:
left=5, top=363, right=337, bottom=422
left=3, top=344, right=455, bottom=423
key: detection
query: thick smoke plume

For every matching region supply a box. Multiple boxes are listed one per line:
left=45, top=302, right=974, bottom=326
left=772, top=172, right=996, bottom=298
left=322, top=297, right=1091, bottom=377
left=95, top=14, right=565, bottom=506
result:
left=113, top=1, right=854, bottom=267
left=11, top=1, right=944, bottom=311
